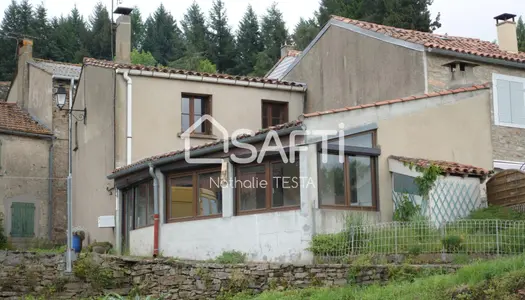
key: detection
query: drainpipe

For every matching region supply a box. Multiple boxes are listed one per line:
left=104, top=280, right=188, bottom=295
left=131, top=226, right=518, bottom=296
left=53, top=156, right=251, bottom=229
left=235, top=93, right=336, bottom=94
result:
left=66, top=77, right=74, bottom=273
left=48, top=141, right=54, bottom=240
left=148, top=163, right=159, bottom=257
left=122, top=71, right=133, bottom=165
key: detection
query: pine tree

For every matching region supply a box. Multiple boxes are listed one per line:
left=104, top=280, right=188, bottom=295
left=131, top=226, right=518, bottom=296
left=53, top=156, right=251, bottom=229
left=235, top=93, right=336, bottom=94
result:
left=260, top=3, right=289, bottom=67
left=181, top=2, right=209, bottom=58
left=517, top=16, right=525, bottom=52
left=17, top=0, right=34, bottom=37
left=68, top=5, right=90, bottom=63
left=142, top=4, right=185, bottom=66
left=32, top=4, right=52, bottom=59
left=0, top=0, right=20, bottom=80
left=130, top=7, right=145, bottom=51
left=234, top=5, right=262, bottom=75
left=292, top=18, right=319, bottom=50
left=208, top=0, right=236, bottom=73
left=89, top=2, right=112, bottom=60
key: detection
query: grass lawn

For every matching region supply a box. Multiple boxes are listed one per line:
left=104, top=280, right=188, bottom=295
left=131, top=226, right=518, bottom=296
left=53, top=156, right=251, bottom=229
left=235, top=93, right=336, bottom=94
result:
left=231, top=255, right=525, bottom=300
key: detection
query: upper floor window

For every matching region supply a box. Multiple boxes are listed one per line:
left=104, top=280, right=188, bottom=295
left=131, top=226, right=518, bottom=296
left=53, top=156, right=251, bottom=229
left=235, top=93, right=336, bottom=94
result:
left=262, top=101, right=288, bottom=128
left=493, top=74, right=525, bottom=128
left=182, top=94, right=211, bottom=134
left=318, top=131, right=380, bottom=210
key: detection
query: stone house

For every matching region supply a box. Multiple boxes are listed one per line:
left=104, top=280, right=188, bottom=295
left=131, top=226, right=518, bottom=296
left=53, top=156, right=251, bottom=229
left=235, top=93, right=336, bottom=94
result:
left=279, top=13, right=525, bottom=172
left=1, top=39, right=80, bottom=243
left=108, top=82, right=492, bottom=263
left=71, top=10, right=306, bottom=245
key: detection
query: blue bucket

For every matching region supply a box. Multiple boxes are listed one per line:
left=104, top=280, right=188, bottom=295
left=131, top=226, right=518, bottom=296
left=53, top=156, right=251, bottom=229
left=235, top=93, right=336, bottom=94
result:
left=72, top=235, right=82, bottom=253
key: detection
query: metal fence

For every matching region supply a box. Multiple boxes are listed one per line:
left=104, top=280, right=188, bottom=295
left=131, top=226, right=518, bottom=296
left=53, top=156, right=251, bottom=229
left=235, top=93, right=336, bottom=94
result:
left=311, top=220, right=525, bottom=261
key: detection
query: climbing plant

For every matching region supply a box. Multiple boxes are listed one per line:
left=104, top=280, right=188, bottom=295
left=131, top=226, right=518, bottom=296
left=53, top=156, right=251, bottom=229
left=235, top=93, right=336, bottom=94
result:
left=407, top=163, right=443, bottom=199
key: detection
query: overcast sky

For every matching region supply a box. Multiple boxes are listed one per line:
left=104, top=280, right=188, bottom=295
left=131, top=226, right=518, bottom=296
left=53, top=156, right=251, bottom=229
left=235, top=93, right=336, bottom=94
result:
left=1, top=0, right=524, bottom=42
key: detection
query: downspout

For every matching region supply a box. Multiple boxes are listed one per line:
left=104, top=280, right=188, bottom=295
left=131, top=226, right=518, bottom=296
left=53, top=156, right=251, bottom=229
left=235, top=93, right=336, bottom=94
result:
left=148, top=163, right=159, bottom=257
left=122, top=71, right=133, bottom=165
left=48, top=141, right=54, bottom=240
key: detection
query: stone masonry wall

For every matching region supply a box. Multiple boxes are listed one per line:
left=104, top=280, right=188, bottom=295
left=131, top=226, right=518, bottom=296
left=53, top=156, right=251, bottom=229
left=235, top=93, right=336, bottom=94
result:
left=426, top=53, right=525, bottom=163
left=0, top=251, right=460, bottom=299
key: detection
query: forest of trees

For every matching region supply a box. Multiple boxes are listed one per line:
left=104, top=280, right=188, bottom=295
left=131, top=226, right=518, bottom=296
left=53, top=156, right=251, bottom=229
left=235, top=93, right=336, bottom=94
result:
left=0, top=0, right=521, bottom=82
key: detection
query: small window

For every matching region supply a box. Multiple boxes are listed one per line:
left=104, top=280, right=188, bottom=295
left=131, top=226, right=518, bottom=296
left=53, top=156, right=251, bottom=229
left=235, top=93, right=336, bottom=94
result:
left=318, top=131, right=379, bottom=210
left=493, top=74, right=525, bottom=128
left=236, top=160, right=300, bottom=214
left=181, top=94, right=211, bottom=134
left=167, top=169, right=222, bottom=222
left=124, top=181, right=154, bottom=230
left=262, top=101, right=288, bottom=128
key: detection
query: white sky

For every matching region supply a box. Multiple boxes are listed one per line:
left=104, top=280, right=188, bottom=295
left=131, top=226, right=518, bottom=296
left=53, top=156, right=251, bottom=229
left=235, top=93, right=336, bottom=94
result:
left=1, top=0, right=524, bottom=42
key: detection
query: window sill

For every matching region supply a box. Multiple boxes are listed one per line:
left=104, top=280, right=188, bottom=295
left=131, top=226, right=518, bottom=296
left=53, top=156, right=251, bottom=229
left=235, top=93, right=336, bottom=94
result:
left=236, top=206, right=300, bottom=216
left=320, top=205, right=377, bottom=212
left=177, top=132, right=218, bottom=140
left=494, top=122, right=525, bottom=129
left=166, top=214, right=222, bottom=224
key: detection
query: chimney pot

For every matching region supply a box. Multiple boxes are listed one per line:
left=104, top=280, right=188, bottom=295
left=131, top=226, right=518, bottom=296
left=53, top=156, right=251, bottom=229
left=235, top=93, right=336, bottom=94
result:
left=494, top=13, right=518, bottom=53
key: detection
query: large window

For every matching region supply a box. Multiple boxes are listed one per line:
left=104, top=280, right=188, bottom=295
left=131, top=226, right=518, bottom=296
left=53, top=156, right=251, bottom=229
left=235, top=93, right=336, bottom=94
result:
left=493, top=74, right=525, bottom=128
left=318, top=131, right=380, bottom=210
left=181, top=94, right=211, bottom=134
left=167, top=169, right=222, bottom=222
left=262, top=101, right=288, bottom=128
left=236, top=160, right=300, bottom=214
left=123, top=181, right=154, bottom=230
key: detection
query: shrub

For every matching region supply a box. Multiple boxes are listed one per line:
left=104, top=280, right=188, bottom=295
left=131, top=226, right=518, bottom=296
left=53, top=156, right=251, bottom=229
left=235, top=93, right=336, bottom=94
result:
left=0, top=213, right=7, bottom=249
left=214, top=250, right=247, bottom=264
left=442, top=235, right=464, bottom=252
left=393, top=194, right=421, bottom=222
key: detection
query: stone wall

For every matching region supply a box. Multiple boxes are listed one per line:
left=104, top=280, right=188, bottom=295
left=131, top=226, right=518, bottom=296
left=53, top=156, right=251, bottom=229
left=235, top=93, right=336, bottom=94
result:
left=0, top=251, right=461, bottom=299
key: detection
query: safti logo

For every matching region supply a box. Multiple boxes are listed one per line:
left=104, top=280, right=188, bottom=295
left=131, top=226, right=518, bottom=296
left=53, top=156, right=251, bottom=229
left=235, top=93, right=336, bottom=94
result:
left=181, top=115, right=347, bottom=165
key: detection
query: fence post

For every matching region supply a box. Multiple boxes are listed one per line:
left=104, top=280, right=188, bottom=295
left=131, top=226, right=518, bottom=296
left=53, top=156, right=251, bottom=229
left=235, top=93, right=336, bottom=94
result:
left=394, top=223, right=398, bottom=256
left=496, top=220, right=500, bottom=256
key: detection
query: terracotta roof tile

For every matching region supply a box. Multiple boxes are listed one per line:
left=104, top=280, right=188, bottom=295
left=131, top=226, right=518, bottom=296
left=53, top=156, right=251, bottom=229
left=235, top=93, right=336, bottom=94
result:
left=111, top=120, right=303, bottom=175
left=331, top=15, right=525, bottom=64
left=302, top=83, right=490, bottom=119
left=83, top=58, right=306, bottom=88
left=0, top=103, right=52, bottom=135
left=390, top=155, right=491, bottom=177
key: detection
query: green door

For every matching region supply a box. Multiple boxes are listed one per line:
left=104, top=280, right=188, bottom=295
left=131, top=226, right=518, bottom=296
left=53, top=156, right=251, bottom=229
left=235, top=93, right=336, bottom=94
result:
left=11, top=202, right=35, bottom=237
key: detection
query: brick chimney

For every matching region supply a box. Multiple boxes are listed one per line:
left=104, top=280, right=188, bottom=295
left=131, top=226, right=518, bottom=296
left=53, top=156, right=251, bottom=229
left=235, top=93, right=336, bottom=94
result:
left=16, top=39, right=33, bottom=108
left=114, top=6, right=133, bottom=64
left=495, top=13, right=518, bottom=53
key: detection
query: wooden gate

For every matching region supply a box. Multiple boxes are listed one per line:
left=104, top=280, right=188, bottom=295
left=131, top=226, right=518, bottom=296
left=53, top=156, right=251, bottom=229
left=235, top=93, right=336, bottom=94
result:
left=486, top=170, right=525, bottom=208
left=10, top=202, right=35, bottom=237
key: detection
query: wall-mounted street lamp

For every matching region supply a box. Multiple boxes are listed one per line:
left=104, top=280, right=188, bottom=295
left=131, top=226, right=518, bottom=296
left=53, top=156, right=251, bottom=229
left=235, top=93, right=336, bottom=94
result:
left=54, top=85, right=87, bottom=121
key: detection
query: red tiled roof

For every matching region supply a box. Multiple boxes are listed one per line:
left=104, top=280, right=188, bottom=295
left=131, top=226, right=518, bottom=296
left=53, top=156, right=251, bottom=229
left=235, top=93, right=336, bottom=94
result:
left=302, top=83, right=490, bottom=118
left=83, top=57, right=306, bottom=88
left=332, top=15, right=525, bottom=64
left=390, top=155, right=491, bottom=177
left=0, top=103, right=52, bottom=135
left=111, top=120, right=303, bottom=175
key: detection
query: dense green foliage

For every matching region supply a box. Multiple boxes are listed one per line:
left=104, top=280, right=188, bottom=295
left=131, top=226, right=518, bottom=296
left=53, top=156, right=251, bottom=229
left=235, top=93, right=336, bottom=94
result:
left=0, top=213, right=8, bottom=249
left=213, top=250, right=247, bottom=264
left=231, top=255, right=525, bottom=300
left=518, top=16, right=525, bottom=52
left=467, top=205, right=525, bottom=221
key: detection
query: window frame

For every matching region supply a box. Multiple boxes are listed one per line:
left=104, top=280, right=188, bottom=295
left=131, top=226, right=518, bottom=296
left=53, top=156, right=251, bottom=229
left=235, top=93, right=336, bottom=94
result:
left=235, top=159, right=301, bottom=216
left=261, top=100, right=289, bottom=128
left=492, top=73, right=525, bottom=129
left=122, top=180, right=154, bottom=230
left=317, top=130, right=379, bottom=211
left=165, top=167, right=222, bottom=223
left=181, top=93, right=212, bottom=134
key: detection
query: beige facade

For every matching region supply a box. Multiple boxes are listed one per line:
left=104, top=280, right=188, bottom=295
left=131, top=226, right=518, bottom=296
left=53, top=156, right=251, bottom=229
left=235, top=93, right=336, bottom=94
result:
left=73, top=64, right=305, bottom=244
left=303, top=89, right=493, bottom=221
left=284, top=25, right=426, bottom=113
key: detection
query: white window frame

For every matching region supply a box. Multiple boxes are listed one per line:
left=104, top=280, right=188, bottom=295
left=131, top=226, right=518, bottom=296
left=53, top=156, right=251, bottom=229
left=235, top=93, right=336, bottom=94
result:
left=492, top=73, right=525, bottom=129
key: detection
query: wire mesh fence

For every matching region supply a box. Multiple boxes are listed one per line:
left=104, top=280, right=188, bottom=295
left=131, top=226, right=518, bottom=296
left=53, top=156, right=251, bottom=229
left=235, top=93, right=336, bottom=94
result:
left=310, top=220, right=525, bottom=262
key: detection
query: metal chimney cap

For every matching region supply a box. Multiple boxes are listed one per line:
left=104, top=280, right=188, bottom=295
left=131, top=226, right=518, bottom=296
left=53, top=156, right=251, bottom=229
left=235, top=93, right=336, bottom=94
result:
left=494, top=13, right=517, bottom=22
left=114, top=6, right=133, bottom=15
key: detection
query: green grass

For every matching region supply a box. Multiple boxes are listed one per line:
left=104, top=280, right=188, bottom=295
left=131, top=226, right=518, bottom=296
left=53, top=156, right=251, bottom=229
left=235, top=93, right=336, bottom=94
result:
left=231, top=255, right=525, bottom=300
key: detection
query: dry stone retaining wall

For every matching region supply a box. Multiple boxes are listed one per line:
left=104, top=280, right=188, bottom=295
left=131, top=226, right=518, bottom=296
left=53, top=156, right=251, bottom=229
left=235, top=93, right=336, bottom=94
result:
left=0, top=251, right=460, bottom=299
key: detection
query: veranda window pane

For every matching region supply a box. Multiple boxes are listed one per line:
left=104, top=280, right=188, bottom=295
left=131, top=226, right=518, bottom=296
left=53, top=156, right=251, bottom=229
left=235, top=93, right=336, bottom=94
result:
left=238, top=165, right=266, bottom=211
left=272, top=161, right=300, bottom=207
left=134, top=183, right=149, bottom=228
left=318, top=154, right=345, bottom=206
left=148, top=183, right=154, bottom=225
left=170, top=176, right=194, bottom=219
left=198, top=172, right=222, bottom=216
left=349, top=156, right=373, bottom=207
left=328, top=133, right=373, bottom=148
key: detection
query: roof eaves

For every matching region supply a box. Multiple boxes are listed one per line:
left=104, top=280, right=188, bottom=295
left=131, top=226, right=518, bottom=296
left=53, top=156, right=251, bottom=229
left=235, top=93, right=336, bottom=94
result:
left=302, top=83, right=490, bottom=119
left=427, top=47, right=525, bottom=70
